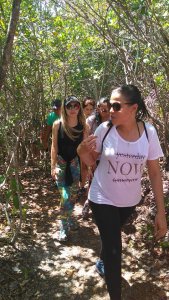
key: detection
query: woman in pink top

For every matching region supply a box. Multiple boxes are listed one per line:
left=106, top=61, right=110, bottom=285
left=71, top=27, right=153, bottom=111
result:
left=77, top=84, right=167, bottom=300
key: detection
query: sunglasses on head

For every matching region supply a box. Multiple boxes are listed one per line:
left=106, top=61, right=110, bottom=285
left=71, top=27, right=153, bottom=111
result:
left=109, top=102, right=133, bottom=112
left=66, top=102, right=80, bottom=110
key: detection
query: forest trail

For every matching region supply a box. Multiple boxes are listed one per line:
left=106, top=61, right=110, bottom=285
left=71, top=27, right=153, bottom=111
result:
left=0, top=166, right=169, bottom=300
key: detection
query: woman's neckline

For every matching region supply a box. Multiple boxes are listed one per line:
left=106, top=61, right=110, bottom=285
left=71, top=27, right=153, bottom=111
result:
left=67, top=121, right=78, bottom=128
left=114, top=125, right=145, bottom=143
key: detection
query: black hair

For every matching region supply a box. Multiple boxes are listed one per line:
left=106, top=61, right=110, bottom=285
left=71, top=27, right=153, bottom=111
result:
left=51, top=98, right=62, bottom=108
left=82, top=96, right=95, bottom=108
left=114, top=84, right=150, bottom=120
left=96, top=96, right=110, bottom=125
left=97, top=96, right=109, bottom=107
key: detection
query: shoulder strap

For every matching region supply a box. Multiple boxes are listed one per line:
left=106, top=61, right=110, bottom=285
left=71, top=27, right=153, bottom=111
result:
left=101, top=121, right=148, bottom=149
left=101, top=122, right=113, bottom=153
left=142, top=121, right=149, bottom=141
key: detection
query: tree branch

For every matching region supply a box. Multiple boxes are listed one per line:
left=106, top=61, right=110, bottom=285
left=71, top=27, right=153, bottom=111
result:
left=0, top=0, right=22, bottom=91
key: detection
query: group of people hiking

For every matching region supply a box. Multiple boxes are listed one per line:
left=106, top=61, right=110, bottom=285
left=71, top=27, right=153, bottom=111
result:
left=42, top=84, right=167, bottom=300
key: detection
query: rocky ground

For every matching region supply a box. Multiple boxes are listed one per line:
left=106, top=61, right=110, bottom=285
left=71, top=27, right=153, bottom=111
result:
left=0, top=166, right=169, bottom=300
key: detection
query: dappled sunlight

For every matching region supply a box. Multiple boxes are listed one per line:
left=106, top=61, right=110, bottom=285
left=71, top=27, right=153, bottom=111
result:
left=0, top=167, right=168, bottom=299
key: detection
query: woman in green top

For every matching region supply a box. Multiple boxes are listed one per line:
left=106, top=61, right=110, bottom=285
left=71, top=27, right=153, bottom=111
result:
left=41, top=99, right=61, bottom=151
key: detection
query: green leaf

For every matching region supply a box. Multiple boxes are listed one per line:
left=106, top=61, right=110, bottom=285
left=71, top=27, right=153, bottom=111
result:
left=10, top=178, right=17, bottom=192
left=13, top=194, right=20, bottom=209
left=0, top=19, right=6, bottom=30
left=0, top=175, right=5, bottom=184
left=22, top=207, right=27, bottom=220
left=5, top=190, right=12, bottom=200
left=159, top=241, right=169, bottom=249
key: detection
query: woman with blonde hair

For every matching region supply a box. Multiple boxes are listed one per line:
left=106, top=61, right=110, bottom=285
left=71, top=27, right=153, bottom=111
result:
left=51, top=95, right=88, bottom=242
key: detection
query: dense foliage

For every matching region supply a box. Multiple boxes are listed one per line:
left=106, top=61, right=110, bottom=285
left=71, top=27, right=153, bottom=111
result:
left=0, top=0, right=169, bottom=241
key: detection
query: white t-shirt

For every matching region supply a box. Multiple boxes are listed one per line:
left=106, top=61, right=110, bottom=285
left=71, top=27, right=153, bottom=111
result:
left=88, top=122, right=163, bottom=207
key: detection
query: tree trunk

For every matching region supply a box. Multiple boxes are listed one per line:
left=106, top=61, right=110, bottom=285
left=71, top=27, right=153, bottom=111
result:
left=0, top=0, right=22, bottom=91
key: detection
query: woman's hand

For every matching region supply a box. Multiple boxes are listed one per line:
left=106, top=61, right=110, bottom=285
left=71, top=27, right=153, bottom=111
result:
left=78, top=135, right=97, bottom=154
left=77, top=135, right=99, bottom=166
left=154, top=211, right=167, bottom=240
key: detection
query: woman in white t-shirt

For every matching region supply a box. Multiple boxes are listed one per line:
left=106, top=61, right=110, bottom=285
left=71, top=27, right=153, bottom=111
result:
left=77, top=84, right=167, bottom=300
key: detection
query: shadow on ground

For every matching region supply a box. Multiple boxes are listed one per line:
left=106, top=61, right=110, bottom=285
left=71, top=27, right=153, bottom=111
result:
left=0, top=167, right=168, bottom=300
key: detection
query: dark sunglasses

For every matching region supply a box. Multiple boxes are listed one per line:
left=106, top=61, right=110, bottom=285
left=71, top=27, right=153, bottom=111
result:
left=109, top=102, right=133, bottom=112
left=66, top=103, right=80, bottom=110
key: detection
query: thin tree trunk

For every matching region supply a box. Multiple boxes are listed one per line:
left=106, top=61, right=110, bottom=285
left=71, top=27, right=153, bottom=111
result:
left=0, top=0, right=22, bottom=91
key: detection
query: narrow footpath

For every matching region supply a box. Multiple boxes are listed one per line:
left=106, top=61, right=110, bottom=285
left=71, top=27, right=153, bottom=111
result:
left=0, top=167, right=169, bottom=300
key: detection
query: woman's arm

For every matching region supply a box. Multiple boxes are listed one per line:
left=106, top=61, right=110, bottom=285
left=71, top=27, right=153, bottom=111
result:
left=147, top=159, right=167, bottom=240
left=77, top=135, right=100, bottom=167
left=51, top=121, right=59, bottom=179
left=79, top=125, right=90, bottom=187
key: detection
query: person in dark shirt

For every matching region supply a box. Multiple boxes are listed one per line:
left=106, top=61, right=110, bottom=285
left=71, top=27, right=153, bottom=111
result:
left=51, top=96, right=88, bottom=242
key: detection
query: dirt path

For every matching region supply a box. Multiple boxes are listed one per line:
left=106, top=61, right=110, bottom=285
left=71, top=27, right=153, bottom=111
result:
left=0, top=167, right=169, bottom=300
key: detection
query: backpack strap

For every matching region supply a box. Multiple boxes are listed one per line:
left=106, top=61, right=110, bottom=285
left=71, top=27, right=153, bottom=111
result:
left=94, top=122, right=113, bottom=171
left=98, top=121, right=148, bottom=167
left=101, top=121, right=148, bottom=152
left=142, top=121, right=149, bottom=141
left=100, top=122, right=113, bottom=153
